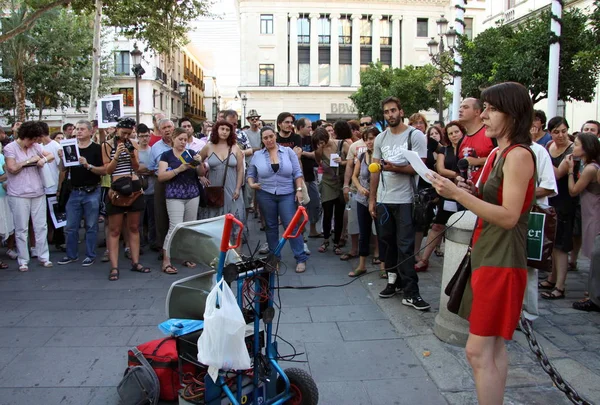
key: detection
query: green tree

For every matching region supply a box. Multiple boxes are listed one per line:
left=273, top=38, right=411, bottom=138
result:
left=0, top=0, right=70, bottom=44
left=24, top=9, right=107, bottom=119
left=349, top=62, right=443, bottom=126
left=459, top=6, right=600, bottom=103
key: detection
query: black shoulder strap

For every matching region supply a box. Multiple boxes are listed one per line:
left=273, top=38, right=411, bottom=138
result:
left=407, top=128, right=416, bottom=151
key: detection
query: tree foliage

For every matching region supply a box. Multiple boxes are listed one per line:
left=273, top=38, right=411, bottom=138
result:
left=349, top=62, right=444, bottom=125
left=0, top=0, right=70, bottom=44
left=459, top=6, right=600, bottom=103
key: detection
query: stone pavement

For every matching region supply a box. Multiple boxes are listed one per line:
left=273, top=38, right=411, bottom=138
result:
left=0, top=215, right=598, bottom=405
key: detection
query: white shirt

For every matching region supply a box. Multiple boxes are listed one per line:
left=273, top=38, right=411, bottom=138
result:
left=41, top=139, right=61, bottom=194
left=187, top=137, right=206, bottom=153
left=530, top=142, right=558, bottom=205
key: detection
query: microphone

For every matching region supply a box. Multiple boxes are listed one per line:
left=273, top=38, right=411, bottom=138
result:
left=368, top=162, right=382, bottom=173
left=457, top=158, right=469, bottom=180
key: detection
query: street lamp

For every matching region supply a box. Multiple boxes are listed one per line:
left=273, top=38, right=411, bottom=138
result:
left=241, top=94, right=248, bottom=123
left=428, top=14, right=458, bottom=123
left=130, top=44, right=145, bottom=125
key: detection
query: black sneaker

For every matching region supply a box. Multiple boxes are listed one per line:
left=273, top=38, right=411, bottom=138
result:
left=402, top=295, right=431, bottom=311
left=379, top=283, right=397, bottom=298
left=57, top=257, right=78, bottom=265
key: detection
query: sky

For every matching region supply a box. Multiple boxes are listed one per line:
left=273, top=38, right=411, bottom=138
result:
left=188, top=0, right=241, bottom=98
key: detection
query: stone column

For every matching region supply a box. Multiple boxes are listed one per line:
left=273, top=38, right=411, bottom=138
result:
left=289, top=13, right=299, bottom=86
left=391, top=16, right=401, bottom=68
left=433, top=210, right=475, bottom=347
left=309, top=13, right=320, bottom=86
left=330, top=13, right=340, bottom=86
left=351, top=14, right=361, bottom=87
left=371, top=15, right=381, bottom=64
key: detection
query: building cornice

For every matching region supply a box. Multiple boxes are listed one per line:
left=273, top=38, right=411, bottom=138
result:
left=238, top=86, right=358, bottom=93
left=239, top=0, right=446, bottom=3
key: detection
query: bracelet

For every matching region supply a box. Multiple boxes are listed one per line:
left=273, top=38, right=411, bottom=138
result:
left=43, top=156, right=48, bottom=163
left=568, top=172, right=574, bottom=175
left=343, top=185, right=350, bottom=189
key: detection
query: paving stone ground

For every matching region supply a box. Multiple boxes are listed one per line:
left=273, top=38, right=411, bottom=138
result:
left=0, top=215, right=598, bottom=405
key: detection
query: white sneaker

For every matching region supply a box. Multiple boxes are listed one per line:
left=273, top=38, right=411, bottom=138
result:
left=258, top=243, right=270, bottom=255
left=304, top=243, right=311, bottom=255
left=6, top=249, right=18, bottom=260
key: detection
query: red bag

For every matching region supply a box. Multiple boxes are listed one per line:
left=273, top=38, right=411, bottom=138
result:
left=127, top=337, right=192, bottom=401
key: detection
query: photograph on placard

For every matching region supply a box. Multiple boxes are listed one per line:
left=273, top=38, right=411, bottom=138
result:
left=47, top=196, right=67, bottom=228
left=60, top=138, right=80, bottom=167
left=98, top=94, right=124, bottom=128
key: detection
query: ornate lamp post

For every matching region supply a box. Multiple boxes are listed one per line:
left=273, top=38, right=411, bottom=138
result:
left=130, top=44, right=145, bottom=124
left=241, top=94, right=248, bottom=124
left=427, top=15, right=457, bottom=123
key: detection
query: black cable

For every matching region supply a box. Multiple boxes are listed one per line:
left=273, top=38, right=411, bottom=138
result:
left=275, top=210, right=467, bottom=290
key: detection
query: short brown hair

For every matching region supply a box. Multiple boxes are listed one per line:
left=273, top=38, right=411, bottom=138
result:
left=381, top=96, right=402, bottom=111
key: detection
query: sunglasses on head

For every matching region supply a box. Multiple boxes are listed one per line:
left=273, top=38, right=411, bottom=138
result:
left=360, top=122, right=373, bottom=127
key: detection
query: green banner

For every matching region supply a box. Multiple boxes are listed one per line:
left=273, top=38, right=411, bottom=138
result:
left=527, top=212, right=546, bottom=261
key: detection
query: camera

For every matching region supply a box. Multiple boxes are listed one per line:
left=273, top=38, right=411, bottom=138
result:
left=124, top=140, right=135, bottom=153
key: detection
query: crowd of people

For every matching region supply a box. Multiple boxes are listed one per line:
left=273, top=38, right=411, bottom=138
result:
left=0, top=84, right=599, bottom=404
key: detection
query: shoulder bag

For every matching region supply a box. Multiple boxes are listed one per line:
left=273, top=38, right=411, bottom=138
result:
left=205, top=146, right=232, bottom=208
left=406, top=129, right=437, bottom=226
left=117, top=347, right=160, bottom=405
left=445, top=222, right=476, bottom=320
left=286, top=147, right=310, bottom=204
left=108, top=145, right=143, bottom=207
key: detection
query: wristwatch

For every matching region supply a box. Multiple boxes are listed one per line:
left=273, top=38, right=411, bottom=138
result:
left=296, top=187, right=302, bottom=192
left=87, top=164, right=94, bottom=171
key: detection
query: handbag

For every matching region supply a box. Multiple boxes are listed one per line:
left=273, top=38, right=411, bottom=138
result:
left=526, top=204, right=557, bottom=271
left=118, top=347, right=160, bottom=405
left=205, top=146, right=232, bottom=208
left=286, top=147, right=310, bottom=204
left=406, top=129, right=437, bottom=225
left=57, top=170, right=72, bottom=211
left=139, top=175, right=149, bottom=191
left=445, top=246, right=473, bottom=320
left=108, top=145, right=142, bottom=207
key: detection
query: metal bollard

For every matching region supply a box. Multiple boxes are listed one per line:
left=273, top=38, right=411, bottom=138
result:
left=433, top=210, right=476, bottom=347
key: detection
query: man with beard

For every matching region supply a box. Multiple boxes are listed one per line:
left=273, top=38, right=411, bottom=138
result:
left=369, top=96, right=430, bottom=310
left=276, top=112, right=301, bottom=150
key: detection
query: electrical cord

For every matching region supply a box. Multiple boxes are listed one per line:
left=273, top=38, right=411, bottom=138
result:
left=275, top=210, right=467, bottom=290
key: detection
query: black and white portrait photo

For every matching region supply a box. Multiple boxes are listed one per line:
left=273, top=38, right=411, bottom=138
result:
left=97, top=94, right=124, bottom=128
left=60, top=138, right=80, bottom=167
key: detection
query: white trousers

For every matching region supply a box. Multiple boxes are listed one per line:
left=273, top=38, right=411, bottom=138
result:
left=8, top=195, right=49, bottom=265
left=164, top=197, right=200, bottom=251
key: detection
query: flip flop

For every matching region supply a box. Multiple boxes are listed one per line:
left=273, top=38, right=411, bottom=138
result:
left=340, top=253, right=359, bottom=261
left=348, top=269, right=367, bottom=277
left=182, top=261, right=196, bottom=268
left=0, top=261, right=8, bottom=269
left=162, top=264, right=178, bottom=274
left=371, top=257, right=382, bottom=265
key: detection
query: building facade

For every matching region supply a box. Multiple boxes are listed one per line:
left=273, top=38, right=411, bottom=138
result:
left=237, top=0, right=486, bottom=124
left=482, top=0, right=599, bottom=129
left=1, top=29, right=212, bottom=131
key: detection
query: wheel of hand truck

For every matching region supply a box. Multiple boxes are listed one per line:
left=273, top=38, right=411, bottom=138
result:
left=276, top=367, right=319, bottom=405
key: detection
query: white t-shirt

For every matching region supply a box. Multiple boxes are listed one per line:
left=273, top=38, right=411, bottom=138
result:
left=41, top=139, right=61, bottom=194
left=530, top=142, right=558, bottom=205
left=372, top=126, right=427, bottom=204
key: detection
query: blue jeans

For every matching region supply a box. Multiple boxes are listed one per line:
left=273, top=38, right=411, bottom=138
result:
left=256, top=190, right=307, bottom=264
left=65, top=188, right=100, bottom=260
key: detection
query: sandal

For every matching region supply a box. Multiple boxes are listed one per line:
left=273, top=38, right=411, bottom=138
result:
left=333, top=244, right=343, bottom=255
left=572, top=298, right=600, bottom=312
left=372, top=257, right=382, bottom=265
left=0, top=261, right=8, bottom=269
left=318, top=241, right=329, bottom=253
left=541, top=287, right=565, bottom=300
left=538, top=279, right=556, bottom=290
left=131, top=263, right=151, bottom=273
left=379, top=270, right=388, bottom=279
left=435, top=246, right=444, bottom=257
left=40, top=261, right=53, bottom=268
left=348, top=268, right=367, bottom=277
left=162, top=264, right=178, bottom=274
left=295, top=262, right=306, bottom=273
left=18, top=264, right=28, bottom=272
left=340, top=252, right=358, bottom=261
left=108, top=268, right=119, bottom=281
left=182, top=261, right=196, bottom=268
left=414, top=259, right=429, bottom=272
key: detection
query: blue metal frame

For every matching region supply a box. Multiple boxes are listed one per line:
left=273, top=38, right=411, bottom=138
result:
left=204, top=207, right=308, bottom=405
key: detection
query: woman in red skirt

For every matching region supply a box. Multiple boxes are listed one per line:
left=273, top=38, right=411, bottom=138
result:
left=429, top=82, right=535, bottom=405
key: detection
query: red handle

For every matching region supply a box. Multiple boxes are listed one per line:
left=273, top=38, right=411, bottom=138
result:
left=220, top=214, right=244, bottom=252
left=282, top=206, right=308, bottom=239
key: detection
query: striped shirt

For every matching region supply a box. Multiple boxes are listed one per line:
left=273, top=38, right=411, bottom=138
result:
left=109, top=146, right=134, bottom=176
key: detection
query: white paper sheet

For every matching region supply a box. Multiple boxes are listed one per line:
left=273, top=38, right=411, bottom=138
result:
left=443, top=200, right=458, bottom=212
left=329, top=153, right=339, bottom=167
left=402, top=149, right=435, bottom=184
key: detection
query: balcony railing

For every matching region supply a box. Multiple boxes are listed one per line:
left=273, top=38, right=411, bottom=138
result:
left=115, top=64, right=131, bottom=76
left=339, top=35, right=351, bottom=45
left=155, top=67, right=167, bottom=82
left=184, top=105, right=207, bottom=118
left=172, top=79, right=178, bottom=91
left=298, top=35, right=310, bottom=44
left=360, top=36, right=372, bottom=45
left=380, top=37, right=392, bottom=46
left=318, top=35, right=330, bottom=45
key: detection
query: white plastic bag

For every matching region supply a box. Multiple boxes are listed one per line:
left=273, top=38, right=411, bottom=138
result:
left=39, top=163, right=56, bottom=189
left=197, top=279, right=251, bottom=377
